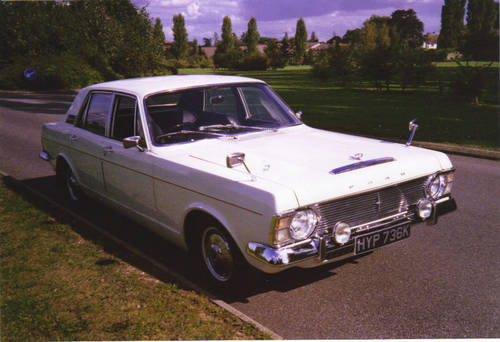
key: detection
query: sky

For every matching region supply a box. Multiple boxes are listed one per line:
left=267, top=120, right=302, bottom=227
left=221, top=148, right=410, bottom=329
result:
left=133, top=0, right=443, bottom=43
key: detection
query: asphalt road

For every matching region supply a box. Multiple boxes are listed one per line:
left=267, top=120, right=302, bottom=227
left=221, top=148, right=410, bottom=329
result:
left=1, top=91, right=499, bottom=339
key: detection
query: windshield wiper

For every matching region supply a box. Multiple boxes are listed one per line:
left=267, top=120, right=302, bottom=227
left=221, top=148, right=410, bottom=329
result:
left=155, top=130, right=227, bottom=142
left=199, top=124, right=272, bottom=132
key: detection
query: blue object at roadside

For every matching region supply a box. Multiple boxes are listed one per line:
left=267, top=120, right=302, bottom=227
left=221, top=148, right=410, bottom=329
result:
left=24, top=68, right=37, bottom=81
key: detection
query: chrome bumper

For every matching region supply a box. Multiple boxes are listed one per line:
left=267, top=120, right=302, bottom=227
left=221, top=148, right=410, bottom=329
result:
left=246, top=197, right=457, bottom=274
left=39, top=151, right=51, bottom=161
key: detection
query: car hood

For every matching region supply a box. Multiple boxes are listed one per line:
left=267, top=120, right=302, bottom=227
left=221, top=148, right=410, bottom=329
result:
left=183, top=125, right=452, bottom=208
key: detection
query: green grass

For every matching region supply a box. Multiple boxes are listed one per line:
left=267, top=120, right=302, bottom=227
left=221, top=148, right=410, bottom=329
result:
left=0, top=179, right=270, bottom=341
left=179, top=65, right=499, bottom=149
left=434, top=61, right=499, bottom=68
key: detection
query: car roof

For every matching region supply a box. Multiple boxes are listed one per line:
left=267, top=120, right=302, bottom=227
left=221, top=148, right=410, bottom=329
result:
left=85, top=74, right=266, bottom=97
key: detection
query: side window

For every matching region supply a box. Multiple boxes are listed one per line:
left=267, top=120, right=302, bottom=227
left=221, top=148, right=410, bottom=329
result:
left=111, top=95, right=136, bottom=140
left=84, top=93, right=112, bottom=136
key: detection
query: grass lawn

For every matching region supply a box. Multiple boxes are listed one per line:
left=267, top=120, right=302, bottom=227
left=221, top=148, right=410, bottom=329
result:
left=179, top=64, right=499, bottom=149
left=0, top=179, right=269, bottom=341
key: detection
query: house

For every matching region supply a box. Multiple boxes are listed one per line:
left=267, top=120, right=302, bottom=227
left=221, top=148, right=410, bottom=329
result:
left=423, top=33, right=438, bottom=49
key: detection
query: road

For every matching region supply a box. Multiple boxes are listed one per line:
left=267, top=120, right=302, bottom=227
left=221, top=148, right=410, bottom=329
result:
left=1, top=91, right=499, bottom=339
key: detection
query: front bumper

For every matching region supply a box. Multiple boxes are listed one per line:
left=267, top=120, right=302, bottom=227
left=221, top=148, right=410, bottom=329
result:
left=246, top=197, right=457, bottom=274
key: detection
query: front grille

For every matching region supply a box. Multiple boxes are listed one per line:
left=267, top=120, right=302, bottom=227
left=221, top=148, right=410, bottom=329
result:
left=316, top=176, right=427, bottom=232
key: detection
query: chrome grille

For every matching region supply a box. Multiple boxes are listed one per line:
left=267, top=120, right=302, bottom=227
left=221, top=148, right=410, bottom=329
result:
left=316, top=177, right=427, bottom=231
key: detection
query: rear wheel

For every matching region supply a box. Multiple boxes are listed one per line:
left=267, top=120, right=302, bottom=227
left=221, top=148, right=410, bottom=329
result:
left=57, top=161, right=82, bottom=203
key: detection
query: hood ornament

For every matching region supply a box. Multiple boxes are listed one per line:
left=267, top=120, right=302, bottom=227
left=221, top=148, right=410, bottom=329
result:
left=406, top=118, right=418, bottom=146
left=350, top=153, right=363, bottom=161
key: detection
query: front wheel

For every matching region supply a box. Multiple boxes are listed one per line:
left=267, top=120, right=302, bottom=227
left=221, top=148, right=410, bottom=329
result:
left=196, top=222, right=246, bottom=287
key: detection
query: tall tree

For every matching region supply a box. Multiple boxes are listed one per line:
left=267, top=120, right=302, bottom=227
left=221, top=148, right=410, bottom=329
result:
left=465, top=0, right=499, bottom=60
left=152, top=18, right=166, bottom=59
left=389, top=9, right=424, bottom=48
left=295, top=18, right=307, bottom=63
left=280, top=32, right=291, bottom=62
left=245, top=17, right=259, bottom=53
left=172, top=13, right=188, bottom=59
left=309, top=31, right=318, bottom=42
left=220, top=16, right=235, bottom=52
left=438, top=0, right=466, bottom=49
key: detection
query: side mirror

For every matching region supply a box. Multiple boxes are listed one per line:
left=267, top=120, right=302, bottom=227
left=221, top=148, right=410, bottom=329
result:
left=226, top=152, right=252, bottom=175
left=123, top=136, right=145, bottom=152
left=295, top=111, right=303, bottom=120
left=226, top=152, right=245, bottom=168
left=406, top=118, right=418, bottom=146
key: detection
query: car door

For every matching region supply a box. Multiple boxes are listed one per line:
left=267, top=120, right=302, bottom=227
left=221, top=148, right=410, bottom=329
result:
left=69, top=91, right=113, bottom=195
left=100, top=93, right=155, bottom=217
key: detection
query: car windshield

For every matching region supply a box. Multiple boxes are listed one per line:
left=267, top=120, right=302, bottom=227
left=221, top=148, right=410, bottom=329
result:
left=145, top=83, right=301, bottom=145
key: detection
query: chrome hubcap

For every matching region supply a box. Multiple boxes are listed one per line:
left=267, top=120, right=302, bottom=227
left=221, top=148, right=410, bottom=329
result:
left=66, top=170, right=79, bottom=201
left=201, top=227, right=234, bottom=282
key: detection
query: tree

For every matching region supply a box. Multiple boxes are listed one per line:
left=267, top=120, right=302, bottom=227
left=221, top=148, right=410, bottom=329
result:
left=220, top=16, right=235, bottom=52
left=389, top=9, right=424, bottom=48
left=280, top=32, right=292, bottom=62
left=309, top=31, right=318, bottom=42
left=265, top=39, right=285, bottom=69
left=464, top=0, right=499, bottom=60
left=245, top=17, right=259, bottom=54
left=191, top=38, right=199, bottom=56
left=361, top=15, right=391, bottom=50
left=294, top=18, right=307, bottom=64
left=202, top=37, right=212, bottom=47
left=152, top=18, right=166, bottom=59
left=172, top=13, right=188, bottom=59
left=438, top=0, right=466, bottom=49
left=342, top=28, right=363, bottom=45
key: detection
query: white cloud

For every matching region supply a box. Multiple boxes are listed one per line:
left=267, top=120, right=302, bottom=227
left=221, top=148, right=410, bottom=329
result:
left=160, top=0, right=192, bottom=6
left=187, top=1, right=201, bottom=18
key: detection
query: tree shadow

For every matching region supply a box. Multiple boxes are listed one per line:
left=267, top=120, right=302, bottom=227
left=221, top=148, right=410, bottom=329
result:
left=3, top=174, right=370, bottom=302
left=0, top=92, right=76, bottom=115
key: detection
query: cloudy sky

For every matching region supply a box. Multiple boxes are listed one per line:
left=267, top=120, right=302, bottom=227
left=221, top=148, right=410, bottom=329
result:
left=134, top=0, right=443, bottom=42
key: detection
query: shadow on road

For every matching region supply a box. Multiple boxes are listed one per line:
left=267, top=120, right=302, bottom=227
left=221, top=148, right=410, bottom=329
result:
left=0, top=92, right=75, bottom=115
left=3, top=174, right=370, bottom=302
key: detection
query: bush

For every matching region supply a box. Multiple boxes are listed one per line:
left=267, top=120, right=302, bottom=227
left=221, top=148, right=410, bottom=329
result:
left=213, top=49, right=244, bottom=69
left=235, top=52, right=268, bottom=71
left=0, top=55, right=104, bottom=90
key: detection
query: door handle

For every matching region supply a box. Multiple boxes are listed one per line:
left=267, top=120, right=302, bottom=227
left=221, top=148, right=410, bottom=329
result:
left=103, top=146, right=113, bottom=156
left=70, top=134, right=79, bottom=142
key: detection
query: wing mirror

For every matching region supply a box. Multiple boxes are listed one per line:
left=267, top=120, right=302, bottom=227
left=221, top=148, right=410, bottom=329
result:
left=406, top=119, right=418, bottom=146
left=123, top=136, right=145, bottom=152
left=295, top=111, right=303, bottom=120
left=226, top=152, right=252, bottom=175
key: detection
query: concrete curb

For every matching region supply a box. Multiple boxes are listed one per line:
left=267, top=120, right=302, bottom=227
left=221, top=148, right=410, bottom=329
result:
left=0, top=170, right=283, bottom=340
left=411, top=141, right=500, bottom=160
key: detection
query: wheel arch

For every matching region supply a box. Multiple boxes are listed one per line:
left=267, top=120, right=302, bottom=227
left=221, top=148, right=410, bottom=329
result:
left=55, top=153, right=80, bottom=185
left=183, top=206, right=236, bottom=253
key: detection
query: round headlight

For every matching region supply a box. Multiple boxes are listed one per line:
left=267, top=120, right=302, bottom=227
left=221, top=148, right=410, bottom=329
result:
left=417, top=199, right=433, bottom=220
left=426, top=174, right=447, bottom=200
left=289, top=209, right=318, bottom=240
left=333, top=222, right=351, bottom=244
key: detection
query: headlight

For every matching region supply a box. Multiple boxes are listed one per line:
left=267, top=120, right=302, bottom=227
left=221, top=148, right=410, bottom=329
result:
left=425, top=171, right=454, bottom=200
left=417, top=199, right=433, bottom=220
left=333, top=222, right=351, bottom=244
left=289, top=209, right=318, bottom=240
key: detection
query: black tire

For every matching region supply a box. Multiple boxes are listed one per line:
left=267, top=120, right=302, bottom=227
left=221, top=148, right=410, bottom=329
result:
left=57, top=161, right=83, bottom=204
left=194, top=220, right=247, bottom=287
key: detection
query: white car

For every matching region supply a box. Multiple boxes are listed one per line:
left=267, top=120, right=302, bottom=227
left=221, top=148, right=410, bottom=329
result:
left=40, top=75, right=457, bottom=286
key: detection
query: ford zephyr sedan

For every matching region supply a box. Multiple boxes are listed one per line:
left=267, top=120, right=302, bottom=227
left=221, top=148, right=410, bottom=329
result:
left=41, top=75, right=457, bottom=286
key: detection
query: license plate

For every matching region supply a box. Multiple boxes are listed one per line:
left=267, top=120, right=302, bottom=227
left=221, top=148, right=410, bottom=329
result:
left=354, top=223, right=410, bottom=255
